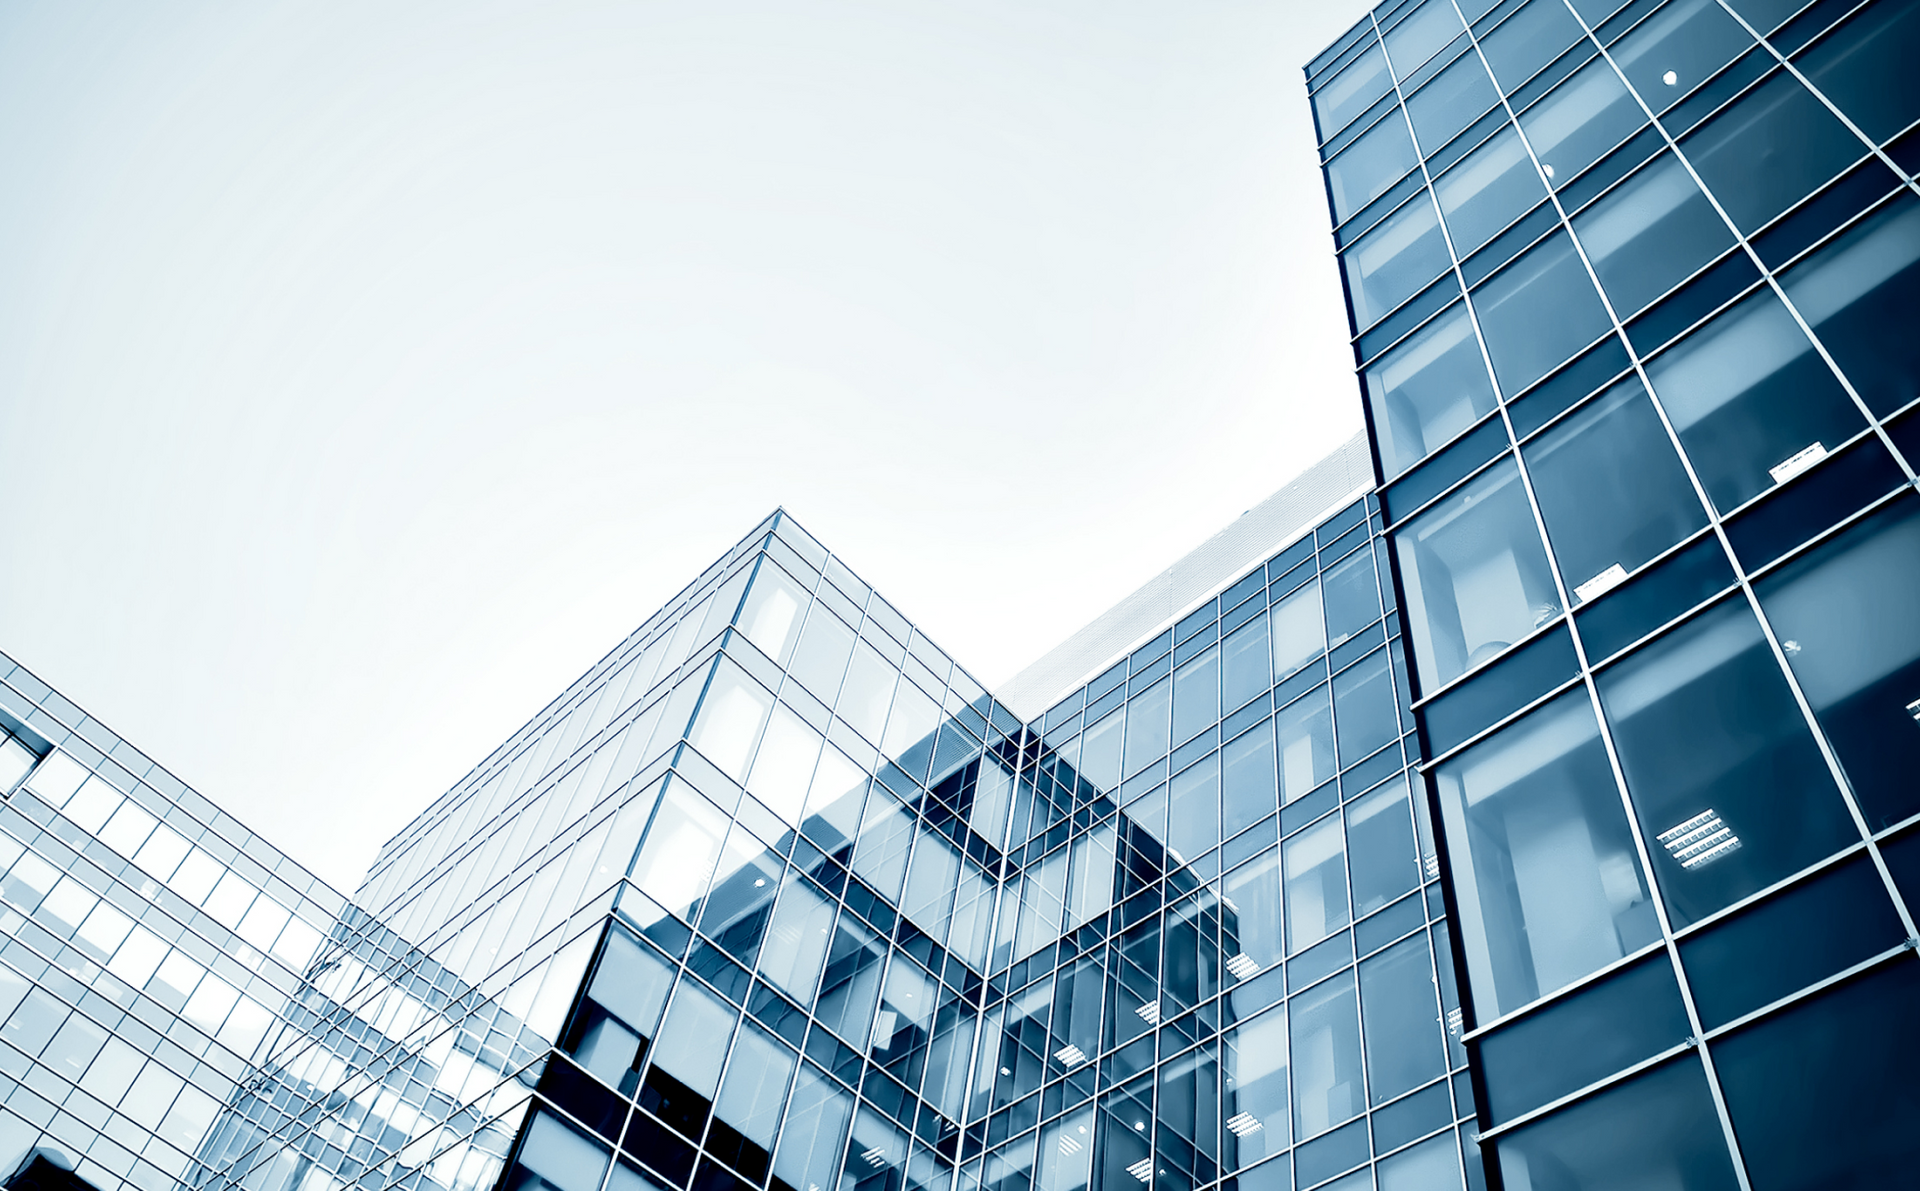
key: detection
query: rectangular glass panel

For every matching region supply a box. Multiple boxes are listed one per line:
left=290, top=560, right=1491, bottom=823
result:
left=1679, top=71, right=1863, bottom=234
left=1472, top=231, right=1612, bottom=396
left=1643, top=288, right=1866, bottom=513
left=1779, top=193, right=1920, bottom=418
left=1436, top=128, right=1549, bottom=257
left=1289, top=971, right=1365, bottom=1138
left=1521, top=375, right=1708, bottom=601
left=1358, top=934, right=1447, bottom=1104
left=1609, top=0, right=1752, bottom=111
left=1277, top=686, right=1337, bottom=803
left=1284, top=815, right=1350, bottom=952
left=1329, top=115, right=1420, bottom=224
left=1364, top=303, right=1501, bottom=479
left=1394, top=457, right=1562, bottom=691
left=1572, top=152, right=1735, bottom=315
left=1408, top=51, right=1500, bottom=152
left=1596, top=598, right=1858, bottom=928
left=1344, top=193, right=1454, bottom=329
left=1518, top=58, right=1645, bottom=187
left=1492, top=1058, right=1740, bottom=1190
left=1314, top=44, right=1395, bottom=142
left=1434, top=689, right=1659, bottom=1018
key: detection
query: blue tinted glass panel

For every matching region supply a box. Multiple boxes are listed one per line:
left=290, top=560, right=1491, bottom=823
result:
left=1518, top=58, right=1645, bottom=188
left=1434, top=690, right=1659, bottom=1018
left=1572, top=152, right=1735, bottom=316
left=1609, top=0, right=1753, bottom=112
left=1472, top=232, right=1611, bottom=395
left=1329, top=115, right=1420, bottom=224
left=1388, top=2, right=1466, bottom=74
left=1597, top=598, right=1858, bottom=928
left=1365, top=302, right=1500, bottom=479
left=1343, top=194, right=1454, bottom=329
left=1332, top=651, right=1398, bottom=767
left=1395, top=457, right=1561, bottom=690
left=1358, top=933, right=1447, bottom=1104
left=1713, top=960, right=1920, bottom=1191
left=1522, top=375, right=1708, bottom=601
left=1314, top=44, right=1396, bottom=142
left=1480, top=0, right=1585, bottom=92
left=1643, top=287, right=1866, bottom=513
left=1407, top=51, right=1500, bottom=153
left=1680, top=70, right=1864, bottom=234
left=1793, top=0, right=1920, bottom=142
left=1755, top=497, right=1920, bottom=829
left=1492, top=1058, right=1740, bottom=1191
left=1779, top=193, right=1920, bottom=418
left=1435, top=128, right=1549, bottom=256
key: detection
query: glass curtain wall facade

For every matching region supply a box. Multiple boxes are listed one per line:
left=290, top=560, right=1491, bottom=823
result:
left=1309, top=0, right=1920, bottom=1185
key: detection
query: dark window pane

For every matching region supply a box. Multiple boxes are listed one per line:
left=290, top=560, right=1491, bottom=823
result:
left=1643, top=287, right=1866, bottom=513
left=1522, top=375, right=1709, bottom=602
left=1492, top=1058, right=1741, bottom=1191
left=1713, top=960, right=1920, bottom=1191
left=1597, top=598, right=1859, bottom=928
left=1435, top=690, right=1660, bottom=1018
left=1358, top=934, right=1448, bottom=1104
left=1365, top=304, right=1501, bottom=480
left=1679, top=855, right=1904, bottom=1028
left=1574, top=533, right=1735, bottom=662
left=1779, top=192, right=1920, bottom=418
left=1289, top=970, right=1365, bottom=1137
left=1222, top=614, right=1273, bottom=713
left=1332, top=651, right=1398, bottom=766
left=1477, top=954, right=1690, bottom=1123
left=1321, top=547, right=1382, bottom=646
left=1473, top=232, right=1612, bottom=397
left=1573, top=152, right=1736, bottom=315
left=1222, top=719, right=1278, bottom=839
left=1755, top=497, right=1920, bottom=829
left=1395, top=457, right=1561, bottom=689
left=1346, top=778, right=1421, bottom=917
left=1610, top=0, right=1753, bottom=111
left=1343, top=194, right=1454, bottom=329
left=1387, top=1, right=1465, bottom=75
left=511, top=1111, right=613, bottom=1191
left=1794, top=0, right=1920, bottom=142
left=1720, top=0, right=1805, bottom=34
left=1407, top=51, right=1501, bottom=153
left=1680, top=70, right=1865, bottom=234
left=1314, top=45, right=1395, bottom=143
left=1436, top=127, right=1550, bottom=255
left=1518, top=58, right=1646, bottom=187
left=1481, top=0, right=1585, bottom=92
left=1329, top=115, right=1420, bottom=224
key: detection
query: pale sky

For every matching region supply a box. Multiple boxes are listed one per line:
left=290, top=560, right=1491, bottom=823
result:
left=0, top=0, right=1371, bottom=893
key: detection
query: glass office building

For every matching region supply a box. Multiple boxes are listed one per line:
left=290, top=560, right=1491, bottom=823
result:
left=1307, top=0, right=1920, bottom=1184
left=7, top=2, right=1920, bottom=1191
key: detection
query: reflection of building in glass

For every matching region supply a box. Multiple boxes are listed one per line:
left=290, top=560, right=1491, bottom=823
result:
left=1312, top=0, right=1920, bottom=1183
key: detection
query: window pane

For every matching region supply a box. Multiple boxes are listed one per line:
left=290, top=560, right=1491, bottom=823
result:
left=1754, top=497, right=1920, bottom=828
left=1378, top=1133, right=1462, bottom=1191
left=1322, top=548, right=1382, bottom=648
left=1364, top=302, right=1500, bottom=478
left=1793, top=0, right=1920, bottom=142
left=1333, top=650, right=1398, bottom=767
left=1480, top=0, right=1583, bottom=92
left=1492, top=1058, right=1740, bottom=1191
left=773, top=1065, right=852, bottom=1191
left=1277, top=686, right=1337, bottom=803
left=1572, top=152, right=1735, bottom=315
left=1408, top=52, right=1499, bottom=153
left=511, top=1111, right=610, bottom=1191
left=715, top=1023, right=795, bottom=1152
left=1289, top=971, right=1365, bottom=1138
left=1472, top=232, right=1612, bottom=395
left=1712, top=959, right=1920, bottom=1190
left=788, top=608, right=857, bottom=706
left=1344, top=194, right=1453, bottom=329
left=1314, top=44, right=1394, bottom=142
left=1597, top=599, right=1858, bottom=928
left=1395, top=457, right=1562, bottom=691
left=1222, top=615, right=1273, bottom=712
left=1329, top=114, right=1419, bottom=223
left=1224, top=1005, right=1291, bottom=1164
left=1680, top=71, right=1863, bottom=234
left=1169, top=754, right=1221, bottom=867
left=1173, top=646, right=1221, bottom=747
left=1358, top=934, right=1447, bottom=1104
left=1223, top=724, right=1277, bottom=839
left=1644, top=288, right=1865, bottom=513
left=1346, top=778, right=1420, bottom=917
left=1224, top=850, right=1283, bottom=972
left=1522, top=375, right=1708, bottom=601
left=1285, top=815, right=1350, bottom=952
left=1435, top=128, right=1548, bottom=257
left=1609, top=0, right=1752, bottom=112
left=1123, top=679, right=1172, bottom=778
left=1386, top=1, right=1464, bottom=76
left=1518, top=58, right=1645, bottom=187
left=1779, top=192, right=1920, bottom=418
left=1435, top=690, right=1659, bottom=1018
left=1272, top=580, right=1328, bottom=678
